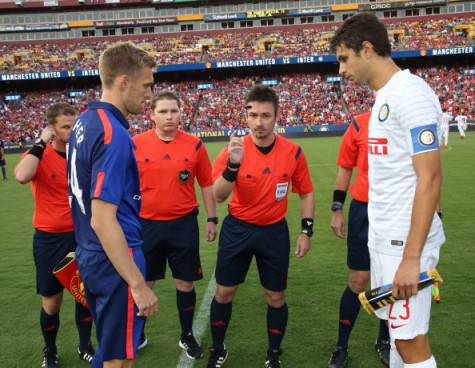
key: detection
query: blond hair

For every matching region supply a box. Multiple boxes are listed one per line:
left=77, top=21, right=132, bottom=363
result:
left=99, top=42, right=156, bottom=88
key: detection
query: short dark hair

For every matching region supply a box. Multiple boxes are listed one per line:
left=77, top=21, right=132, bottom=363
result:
left=330, top=12, right=391, bottom=57
left=99, top=42, right=157, bottom=88
left=245, top=85, right=279, bottom=113
left=46, top=103, right=77, bottom=125
left=151, top=91, right=181, bottom=110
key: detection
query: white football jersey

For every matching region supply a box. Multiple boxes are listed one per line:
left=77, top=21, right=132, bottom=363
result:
left=455, top=115, right=468, bottom=127
left=368, top=70, right=445, bottom=256
left=440, top=112, right=451, bottom=129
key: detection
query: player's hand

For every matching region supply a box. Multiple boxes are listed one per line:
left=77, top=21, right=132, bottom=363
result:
left=39, top=126, right=55, bottom=143
left=331, top=210, right=346, bottom=239
left=206, top=222, right=217, bottom=242
left=392, top=257, right=420, bottom=300
left=295, top=233, right=311, bottom=258
left=131, top=281, right=159, bottom=317
left=228, top=131, right=244, bottom=164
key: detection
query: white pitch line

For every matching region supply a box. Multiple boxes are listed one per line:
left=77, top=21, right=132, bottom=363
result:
left=176, top=273, right=217, bottom=368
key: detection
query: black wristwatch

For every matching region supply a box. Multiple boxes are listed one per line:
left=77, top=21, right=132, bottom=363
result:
left=207, top=217, right=218, bottom=224
left=331, top=202, right=343, bottom=212
left=301, top=228, right=313, bottom=238
left=35, top=138, right=46, bottom=149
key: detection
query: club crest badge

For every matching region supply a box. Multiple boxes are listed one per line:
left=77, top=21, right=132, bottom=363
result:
left=178, top=169, right=191, bottom=183
left=419, top=129, right=436, bottom=146
left=378, top=103, right=390, bottom=122
left=275, top=182, right=289, bottom=201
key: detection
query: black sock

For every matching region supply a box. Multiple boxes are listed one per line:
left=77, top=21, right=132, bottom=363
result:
left=267, top=303, right=288, bottom=352
left=40, top=308, right=59, bottom=353
left=336, top=286, right=361, bottom=350
left=210, top=297, right=232, bottom=351
left=1, top=166, right=6, bottom=179
left=377, top=318, right=390, bottom=343
left=177, top=289, right=196, bottom=336
left=75, top=302, right=93, bottom=350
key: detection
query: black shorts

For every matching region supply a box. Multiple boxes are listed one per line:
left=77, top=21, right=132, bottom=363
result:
left=0, top=159, right=5, bottom=166
left=347, top=200, right=370, bottom=271
left=141, top=211, right=202, bottom=282
left=216, top=214, right=290, bottom=292
left=33, top=229, right=76, bottom=296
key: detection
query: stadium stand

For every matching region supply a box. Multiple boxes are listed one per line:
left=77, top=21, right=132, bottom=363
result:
left=0, top=15, right=473, bottom=73
left=1, top=65, right=473, bottom=144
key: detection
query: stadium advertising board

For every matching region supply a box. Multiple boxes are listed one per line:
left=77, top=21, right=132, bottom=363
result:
left=287, top=8, right=332, bottom=16
left=190, top=124, right=349, bottom=139
left=359, top=0, right=446, bottom=11
left=1, top=47, right=472, bottom=82
left=0, top=23, right=69, bottom=33
left=94, top=17, right=177, bottom=28
left=203, top=13, right=247, bottom=21
left=246, top=9, right=288, bottom=19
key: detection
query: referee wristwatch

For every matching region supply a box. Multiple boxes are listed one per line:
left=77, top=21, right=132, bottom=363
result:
left=331, top=202, right=343, bottom=212
left=34, top=138, right=47, bottom=149
left=207, top=217, right=218, bottom=224
left=301, top=228, right=313, bottom=238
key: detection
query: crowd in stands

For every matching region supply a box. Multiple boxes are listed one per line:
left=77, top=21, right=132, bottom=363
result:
left=0, top=16, right=473, bottom=73
left=1, top=65, right=472, bottom=145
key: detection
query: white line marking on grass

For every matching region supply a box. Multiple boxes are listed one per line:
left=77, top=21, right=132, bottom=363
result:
left=176, top=273, right=216, bottom=368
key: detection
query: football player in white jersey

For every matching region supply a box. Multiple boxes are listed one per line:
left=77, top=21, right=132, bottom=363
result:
left=439, top=110, right=451, bottom=148
left=331, top=13, right=445, bottom=368
left=455, top=114, right=468, bottom=139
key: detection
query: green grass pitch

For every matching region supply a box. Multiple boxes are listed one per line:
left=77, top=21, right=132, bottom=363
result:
left=0, top=132, right=473, bottom=367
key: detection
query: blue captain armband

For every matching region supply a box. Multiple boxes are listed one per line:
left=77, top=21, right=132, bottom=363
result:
left=410, top=123, right=439, bottom=154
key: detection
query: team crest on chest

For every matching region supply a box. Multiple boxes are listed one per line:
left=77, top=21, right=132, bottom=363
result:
left=378, top=103, right=390, bottom=122
left=178, top=169, right=191, bottom=183
left=275, top=182, right=289, bottom=201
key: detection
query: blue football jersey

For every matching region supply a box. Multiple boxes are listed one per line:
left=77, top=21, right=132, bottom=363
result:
left=67, top=101, right=142, bottom=252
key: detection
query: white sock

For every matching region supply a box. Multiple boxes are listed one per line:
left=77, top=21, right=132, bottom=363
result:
left=404, top=355, right=436, bottom=368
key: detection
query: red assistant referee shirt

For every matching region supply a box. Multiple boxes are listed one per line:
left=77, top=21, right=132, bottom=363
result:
left=336, top=112, right=371, bottom=203
left=29, top=145, right=74, bottom=232
left=212, top=134, right=314, bottom=225
left=133, top=129, right=213, bottom=220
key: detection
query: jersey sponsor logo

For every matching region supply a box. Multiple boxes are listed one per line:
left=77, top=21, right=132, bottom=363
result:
left=275, top=182, right=289, bottom=201
left=391, top=240, right=404, bottom=246
left=410, top=123, right=439, bottom=154
left=378, top=103, right=390, bottom=122
left=178, top=169, right=191, bottom=183
left=368, top=137, right=388, bottom=155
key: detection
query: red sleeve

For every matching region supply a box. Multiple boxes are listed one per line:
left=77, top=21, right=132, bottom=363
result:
left=212, top=146, right=229, bottom=183
left=291, top=148, right=314, bottom=194
left=195, top=142, right=213, bottom=187
left=336, top=124, right=358, bottom=169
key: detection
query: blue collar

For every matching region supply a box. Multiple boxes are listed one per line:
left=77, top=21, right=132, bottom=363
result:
left=88, top=101, right=130, bottom=130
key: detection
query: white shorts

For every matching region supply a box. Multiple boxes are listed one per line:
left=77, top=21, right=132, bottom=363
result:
left=370, top=247, right=440, bottom=340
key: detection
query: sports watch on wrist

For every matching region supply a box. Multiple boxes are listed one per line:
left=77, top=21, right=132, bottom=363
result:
left=331, top=202, right=343, bottom=212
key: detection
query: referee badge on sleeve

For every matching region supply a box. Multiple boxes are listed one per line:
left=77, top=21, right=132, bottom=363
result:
left=275, top=182, right=289, bottom=201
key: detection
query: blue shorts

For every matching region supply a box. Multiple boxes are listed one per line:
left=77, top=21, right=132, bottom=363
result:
left=216, top=214, right=290, bottom=292
left=141, top=211, right=202, bottom=282
left=347, top=200, right=370, bottom=271
left=76, top=246, right=145, bottom=363
left=33, top=229, right=76, bottom=296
